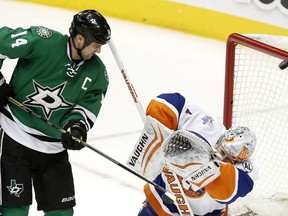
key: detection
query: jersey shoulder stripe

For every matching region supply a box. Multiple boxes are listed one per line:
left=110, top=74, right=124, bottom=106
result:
left=146, top=92, right=186, bottom=130
left=157, top=92, right=186, bottom=114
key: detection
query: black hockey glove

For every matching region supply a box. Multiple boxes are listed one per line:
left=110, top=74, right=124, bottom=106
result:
left=61, top=121, right=87, bottom=150
left=0, top=72, right=13, bottom=107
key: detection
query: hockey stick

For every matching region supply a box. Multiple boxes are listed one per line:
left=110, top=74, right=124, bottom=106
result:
left=108, top=39, right=146, bottom=123
left=7, top=97, right=176, bottom=203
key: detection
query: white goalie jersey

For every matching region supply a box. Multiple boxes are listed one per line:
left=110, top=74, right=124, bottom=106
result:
left=128, top=92, right=258, bottom=216
left=127, top=92, right=227, bottom=180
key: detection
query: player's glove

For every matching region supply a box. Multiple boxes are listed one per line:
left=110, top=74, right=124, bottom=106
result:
left=61, top=121, right=87, bottom=150
left=0, top=72, right=13, bottom=107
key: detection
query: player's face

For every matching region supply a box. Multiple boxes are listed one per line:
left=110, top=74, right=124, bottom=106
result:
left=80, top=42, right=102, bottom=60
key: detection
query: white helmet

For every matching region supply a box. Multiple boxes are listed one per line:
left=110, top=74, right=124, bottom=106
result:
left=215, top=126, right=256, bottom=162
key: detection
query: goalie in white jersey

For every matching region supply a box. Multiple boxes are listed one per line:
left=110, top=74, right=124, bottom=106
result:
left=135, top=92, right=258, bottom=216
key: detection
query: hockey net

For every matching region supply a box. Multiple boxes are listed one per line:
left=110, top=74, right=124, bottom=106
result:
left=223, top=33, right=288, bottom=215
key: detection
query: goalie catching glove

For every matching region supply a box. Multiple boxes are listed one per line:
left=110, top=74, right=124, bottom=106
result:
left=61, top=121, right=87, bottom=150
left=162, top=130, right=221, bottom=191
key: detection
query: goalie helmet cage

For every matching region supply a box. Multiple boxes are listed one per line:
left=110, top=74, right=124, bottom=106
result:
left=223, top=33, right=288, bottom=214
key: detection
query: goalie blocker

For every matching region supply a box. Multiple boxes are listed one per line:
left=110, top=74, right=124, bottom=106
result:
left=127, top=116, right=173, bottom=180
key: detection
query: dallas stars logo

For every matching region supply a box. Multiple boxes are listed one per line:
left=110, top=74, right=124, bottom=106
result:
left=7, top=179, right=24, bottom=197
left=24, top=81, right=72, bottom=119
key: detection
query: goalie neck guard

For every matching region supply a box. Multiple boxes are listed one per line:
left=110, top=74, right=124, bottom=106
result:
left=162, top=130, right=214, bottom=178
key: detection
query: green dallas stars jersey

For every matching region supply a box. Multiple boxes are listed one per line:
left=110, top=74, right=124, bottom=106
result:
left=0, top=26, right=109, bottom=153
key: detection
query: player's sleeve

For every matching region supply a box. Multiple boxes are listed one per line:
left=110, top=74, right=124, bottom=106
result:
left=143, top=173, right=178, bottom=216
left=146, top=92, right=186, bottom=130
left=60, top=67, right=109, bottom=131
left=205, top=158, right=258, bottom=204
left=0, top=26, right=37, bottom=59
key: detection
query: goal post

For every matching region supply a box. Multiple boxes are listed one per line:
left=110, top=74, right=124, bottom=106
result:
left=224, top=33, right=288, bottom=128
left=223, top=33, right=288, bottom=201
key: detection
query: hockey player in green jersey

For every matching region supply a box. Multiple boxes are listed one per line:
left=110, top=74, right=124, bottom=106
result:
left=0, top=9, right=111, bottom=216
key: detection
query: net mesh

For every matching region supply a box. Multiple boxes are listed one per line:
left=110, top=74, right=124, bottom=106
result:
left=229, top=34, right=288, bottom=198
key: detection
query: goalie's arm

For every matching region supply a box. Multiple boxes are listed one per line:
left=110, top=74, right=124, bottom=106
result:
left=146, top=93, right=185, bottom=130
left=205, top=159, right=257, bottom=204
left=145, top=92, right=226, bottom=147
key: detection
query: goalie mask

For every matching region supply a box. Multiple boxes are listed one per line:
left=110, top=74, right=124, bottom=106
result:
left=215, top=126, right=256, bottom=162
left=162, top=130, right=214, bottom=178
